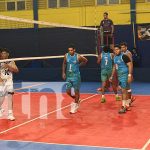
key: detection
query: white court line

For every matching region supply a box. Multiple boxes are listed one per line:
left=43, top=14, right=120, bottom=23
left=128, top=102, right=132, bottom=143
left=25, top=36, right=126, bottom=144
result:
left=141, top=138, right=150, bottom=150
left=0, top=139, right=140, bottom=150
left=0, top=94, right=98, bottom=134
left=12, top=82, right=48, bottom=96
left=14, top=82, right=47, bottom=91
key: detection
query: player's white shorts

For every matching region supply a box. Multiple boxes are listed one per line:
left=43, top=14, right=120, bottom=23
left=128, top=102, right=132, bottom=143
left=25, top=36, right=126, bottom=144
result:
left=0, top=79, right=14, bottom=97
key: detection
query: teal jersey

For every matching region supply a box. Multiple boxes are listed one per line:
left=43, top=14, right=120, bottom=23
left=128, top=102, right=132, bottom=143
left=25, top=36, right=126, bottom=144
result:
left=114, top=53, right=128, bottom=75
left=101, top=51, right=113, bottom=70
left=66, top=53, right=80, bottom=77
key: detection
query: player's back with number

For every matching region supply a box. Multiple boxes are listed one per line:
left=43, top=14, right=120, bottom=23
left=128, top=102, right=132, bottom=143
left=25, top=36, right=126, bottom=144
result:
left=101, top=51, right=113, bottom=70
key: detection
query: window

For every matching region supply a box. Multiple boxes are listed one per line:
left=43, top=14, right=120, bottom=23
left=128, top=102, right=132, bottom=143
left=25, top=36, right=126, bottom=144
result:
left=97, top=0, right=120, bottom=5
left=97, top=0, right=107, bottom=5
left=48, top=0, right=57, bottom=8
left=109, top=0, right=120, bottom=4
left=136, top=0, right=145, bottom=2
left=60, top=0, right=68, bottom=7
left=7, top=2, right=15, bottom=11
left=120, top=0, right=130, bottom=4
left=17, top=1, right=25, bottom=10
left=7, top=0, right=25, bottom=11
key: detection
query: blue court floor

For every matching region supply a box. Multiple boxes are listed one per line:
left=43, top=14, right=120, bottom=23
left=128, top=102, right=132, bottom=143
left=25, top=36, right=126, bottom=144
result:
left=14, top=81, right=150, bottom=95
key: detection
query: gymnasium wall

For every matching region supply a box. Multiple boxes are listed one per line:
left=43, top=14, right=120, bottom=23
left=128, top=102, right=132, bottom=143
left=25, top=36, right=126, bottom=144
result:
left=0, top=2, right=150, bottom=29
left=136, top=2, right=150, bottom=24
left=38, top=4, right=131, bottom=26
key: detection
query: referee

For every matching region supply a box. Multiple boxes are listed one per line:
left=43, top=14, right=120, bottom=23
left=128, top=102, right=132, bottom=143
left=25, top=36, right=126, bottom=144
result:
left=100, top=12, right=114, bottom=47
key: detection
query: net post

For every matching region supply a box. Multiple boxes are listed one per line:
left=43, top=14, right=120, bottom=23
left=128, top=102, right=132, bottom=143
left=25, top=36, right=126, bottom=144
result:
left=33, top=0, right=38, bottom=29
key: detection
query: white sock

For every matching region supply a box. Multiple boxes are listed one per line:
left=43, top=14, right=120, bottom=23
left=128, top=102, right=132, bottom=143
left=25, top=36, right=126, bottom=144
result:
left=126, top=99, right=130, bottom=107
left=71, top=88, right=75, bottom=96
left=8, top=94, right=13, bottom=111
left=128, top=99, right=131, bottom=103
left=122, top=100, right=126, bottom=107
left=102, top=95, right=105, bottom=98
left=115, top=94, right=119, bottom=97
left=8, top=110, right=13, bottom=114
left=0, top=96, right=5, bottom=110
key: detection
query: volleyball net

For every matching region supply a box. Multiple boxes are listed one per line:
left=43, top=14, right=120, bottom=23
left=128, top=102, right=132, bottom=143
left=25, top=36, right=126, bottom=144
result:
left=0, top=14, right=99, bottom=59
left=0, top=15, right=100, bottom=82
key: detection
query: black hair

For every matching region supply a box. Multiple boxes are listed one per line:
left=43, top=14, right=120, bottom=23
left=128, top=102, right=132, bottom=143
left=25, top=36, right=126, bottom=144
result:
left=68, top=44, right=75, bottom=49
left=120, top=42, right=127, bottom=47
left=103, top=45, right=110, bottom=53
left=0, top=47, right=2, bottom=52
left=1, top=48, right=10, bottom=53
left=114, top=44, right=121, bottom=49
left=104, top=12, right=108, bottom=16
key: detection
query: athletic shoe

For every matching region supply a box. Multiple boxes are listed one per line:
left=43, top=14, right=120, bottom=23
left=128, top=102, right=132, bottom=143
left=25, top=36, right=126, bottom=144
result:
left=101, top=97, right=106, bottom=103
left=8, top=113, right=15, bottom=121
left=0, top=108, right=4, bottom=117
left=97, top=87, right=102, bottom=92
left=70, top=102, right=79, bottom=114
left=118, top=106, right=127, bottom=114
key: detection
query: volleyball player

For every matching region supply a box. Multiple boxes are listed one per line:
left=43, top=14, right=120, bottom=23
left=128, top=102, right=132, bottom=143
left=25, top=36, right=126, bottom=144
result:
left=0, top=48, right=19, bottom=120
left=110, top=45, right=133, bottom=113
left=120, top=42, right=135, bottom=106
left=97, top=46, right=120, bottom=103
left=62, top=44, right=88, bottom=114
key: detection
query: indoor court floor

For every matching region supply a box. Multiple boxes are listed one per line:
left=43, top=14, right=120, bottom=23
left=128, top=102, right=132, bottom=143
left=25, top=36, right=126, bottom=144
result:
left=0, top=81, right=150, bottom=150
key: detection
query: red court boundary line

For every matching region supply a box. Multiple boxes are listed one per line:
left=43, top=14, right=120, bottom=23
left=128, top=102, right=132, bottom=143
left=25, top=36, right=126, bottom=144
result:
left=0, top=139, right=140, bottom=150
left=0, top=94, right=98, bottom=135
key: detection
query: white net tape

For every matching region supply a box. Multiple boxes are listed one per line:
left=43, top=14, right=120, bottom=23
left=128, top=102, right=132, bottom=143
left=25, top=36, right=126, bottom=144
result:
left=0, top=54, right=98, bottom=63
left=0, top=15, right=97, bottom=31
